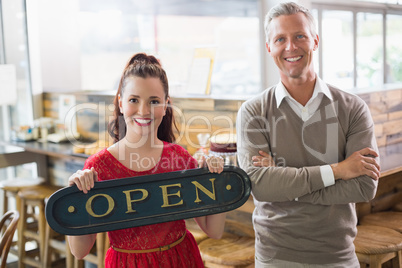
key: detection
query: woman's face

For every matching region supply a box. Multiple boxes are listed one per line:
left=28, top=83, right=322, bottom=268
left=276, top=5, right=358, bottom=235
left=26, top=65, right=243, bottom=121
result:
left=118, top=76, right=168, bottom=141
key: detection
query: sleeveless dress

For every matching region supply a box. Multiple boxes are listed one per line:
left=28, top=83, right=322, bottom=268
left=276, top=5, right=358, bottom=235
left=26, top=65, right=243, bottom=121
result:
left=83, top=142, right=205, bottom=268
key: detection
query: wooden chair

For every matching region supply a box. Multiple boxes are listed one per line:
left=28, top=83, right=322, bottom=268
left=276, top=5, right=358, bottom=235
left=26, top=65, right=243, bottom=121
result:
left=198, top=219, right=255, bottom=268
left=354, top=225, right=402, bottom=268
left=0, top=210, right=19, bottom=268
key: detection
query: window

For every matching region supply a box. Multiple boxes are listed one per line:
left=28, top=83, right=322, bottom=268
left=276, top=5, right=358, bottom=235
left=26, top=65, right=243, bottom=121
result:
left=74, top=0, right=260, bottom=97
left=0, top=0, right=37, bottom=179
left=321, top=10, right=354, bottom=89
left=31, top=0, right=402, bottom=95
left=313, top=2, right=402, bottom=91
left=356, top=12, right=383, bottom=88
left=1, top=0, right=34, bottom=129
left=386, top=14, right=402, bottom=83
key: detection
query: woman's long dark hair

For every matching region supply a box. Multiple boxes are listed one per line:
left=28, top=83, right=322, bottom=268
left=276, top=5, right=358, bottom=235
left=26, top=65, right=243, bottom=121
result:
left=107, top=53, right=177, bottom=144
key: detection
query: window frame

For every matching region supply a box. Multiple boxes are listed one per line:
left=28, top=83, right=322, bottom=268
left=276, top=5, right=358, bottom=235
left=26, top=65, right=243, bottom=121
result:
left=312, top=1, right=402, bottom=90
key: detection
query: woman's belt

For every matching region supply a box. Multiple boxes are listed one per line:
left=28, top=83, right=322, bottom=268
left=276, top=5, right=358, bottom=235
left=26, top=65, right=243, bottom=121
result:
left=111, top=232, right=187, bottom=253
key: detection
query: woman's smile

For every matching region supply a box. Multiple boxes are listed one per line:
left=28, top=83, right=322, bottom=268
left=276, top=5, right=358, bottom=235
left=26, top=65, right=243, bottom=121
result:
left=133, top=117, right=153, bottom=126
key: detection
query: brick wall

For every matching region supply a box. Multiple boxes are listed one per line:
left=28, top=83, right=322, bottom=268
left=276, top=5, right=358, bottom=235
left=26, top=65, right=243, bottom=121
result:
left=43, top=87, right=402, bottom=155
left=359, top=88, right=402, bottom=148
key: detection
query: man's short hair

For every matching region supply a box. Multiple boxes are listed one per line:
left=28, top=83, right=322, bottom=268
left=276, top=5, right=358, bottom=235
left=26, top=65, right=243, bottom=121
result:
left=264, top=2, right=317, bottom=43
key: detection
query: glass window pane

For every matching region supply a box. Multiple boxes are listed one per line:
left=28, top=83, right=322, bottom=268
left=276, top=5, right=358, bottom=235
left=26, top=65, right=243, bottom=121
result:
left=311, top=9, right=319, bottom=75
left=321, top=10, right=354, bottom=89
left=157, top=15, right=260, bottom=96
left=356, top=12, right=383, bottom=88
left=2, top=0, right=34, bottom=127
left=386, top=14, right=402, bottom=84
left=79, top=1, right=261, bottom=98
left=79, top=11, right=147, bottom=91
left=358, top=0, right=399, bottom=3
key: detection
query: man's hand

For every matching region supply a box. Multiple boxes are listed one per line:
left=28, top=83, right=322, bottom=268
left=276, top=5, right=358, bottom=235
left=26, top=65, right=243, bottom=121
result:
left=252, top=150, right=276, bottom=167
left=331, top=147, right=380, bottom=181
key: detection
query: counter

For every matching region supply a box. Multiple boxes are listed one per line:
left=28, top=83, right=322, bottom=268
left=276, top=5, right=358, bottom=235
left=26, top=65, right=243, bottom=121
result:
left=3, top=140, right=88, bottom=162
left=0, top=140, right=88, bottom=183
left=0, top=143, right=48, bottom=179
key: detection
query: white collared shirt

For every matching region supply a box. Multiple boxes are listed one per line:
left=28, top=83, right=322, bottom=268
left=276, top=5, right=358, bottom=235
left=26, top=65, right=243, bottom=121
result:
left=275, top=76, right=335, bottom=190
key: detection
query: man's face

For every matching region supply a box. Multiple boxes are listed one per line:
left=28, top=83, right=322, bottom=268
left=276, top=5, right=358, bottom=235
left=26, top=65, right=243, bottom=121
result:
left=266, top=13, right=319, bottom=81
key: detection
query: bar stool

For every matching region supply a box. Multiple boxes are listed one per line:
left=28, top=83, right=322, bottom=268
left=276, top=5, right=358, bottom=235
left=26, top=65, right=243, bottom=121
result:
left=0, top=177, right=44, bottom=256
left=0, top=177, right=44, bottom=214
left=17, top=184, right=67, bottom=268
left=198, top=232, right=255, bottom=268
left=185, top=219, right=209, bottom=244
left=359, top=211, right=402, bottom=233
left=354, top=225, right=402, bottom=268
left=393, top=202, right=402, bottom=212
left=198, top=220, right=255, bottom=268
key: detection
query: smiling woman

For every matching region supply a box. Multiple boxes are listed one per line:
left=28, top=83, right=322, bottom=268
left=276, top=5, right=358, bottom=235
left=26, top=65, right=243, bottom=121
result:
left=65, top=53, right=227, bottom=268
left=118, top=77, right=168, bottom=142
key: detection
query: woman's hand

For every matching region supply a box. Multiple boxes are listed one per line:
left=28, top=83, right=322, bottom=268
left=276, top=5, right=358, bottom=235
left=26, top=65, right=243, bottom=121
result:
left=198, top=155, right=224, bottom=174
left=252, top=150, right=275, bottom=167
left=68, top=167, right=98, bottom=194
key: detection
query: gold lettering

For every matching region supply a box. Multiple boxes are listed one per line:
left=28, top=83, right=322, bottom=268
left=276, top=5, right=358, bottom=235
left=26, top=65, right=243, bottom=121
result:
left=160, top=183, right=183, bottom=208
left=86, top=194, right=115, bottom=218
left=123, top=189, right=149, bottom=213
left=192, top=178, right=216, bottom=203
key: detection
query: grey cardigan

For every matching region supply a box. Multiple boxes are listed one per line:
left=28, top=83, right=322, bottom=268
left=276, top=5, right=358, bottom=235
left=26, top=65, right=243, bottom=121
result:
left=236, top=84, right=378, bottom=265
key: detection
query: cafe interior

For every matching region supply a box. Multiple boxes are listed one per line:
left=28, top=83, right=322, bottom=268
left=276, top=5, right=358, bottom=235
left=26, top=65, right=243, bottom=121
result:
left=1, top=0, right=402, bottom=267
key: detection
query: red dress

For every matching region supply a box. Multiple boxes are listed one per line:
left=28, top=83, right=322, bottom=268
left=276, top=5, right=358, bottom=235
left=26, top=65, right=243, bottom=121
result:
left=83, top=142, right=205, bottom=268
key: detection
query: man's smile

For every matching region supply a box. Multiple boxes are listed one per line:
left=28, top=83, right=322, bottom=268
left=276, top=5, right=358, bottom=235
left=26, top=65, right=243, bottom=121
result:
left=285, top=56, right=303, bottom=62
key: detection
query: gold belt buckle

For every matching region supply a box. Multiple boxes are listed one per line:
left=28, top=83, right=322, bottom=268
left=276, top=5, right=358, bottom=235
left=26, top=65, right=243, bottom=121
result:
left=159, top=244, right=170, bottom=251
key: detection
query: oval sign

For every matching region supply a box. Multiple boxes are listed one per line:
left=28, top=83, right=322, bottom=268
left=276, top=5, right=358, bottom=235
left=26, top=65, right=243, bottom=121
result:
left=45, top=166, right=251, bottom=235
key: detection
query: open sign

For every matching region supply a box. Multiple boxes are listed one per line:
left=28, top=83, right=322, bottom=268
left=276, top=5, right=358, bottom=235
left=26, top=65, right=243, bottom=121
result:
left=45, top=166, right=250, bottom=235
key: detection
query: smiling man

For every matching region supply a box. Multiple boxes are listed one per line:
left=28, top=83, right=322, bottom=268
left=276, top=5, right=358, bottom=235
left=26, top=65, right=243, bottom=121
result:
left=236, top=2, right=380, bottom=268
